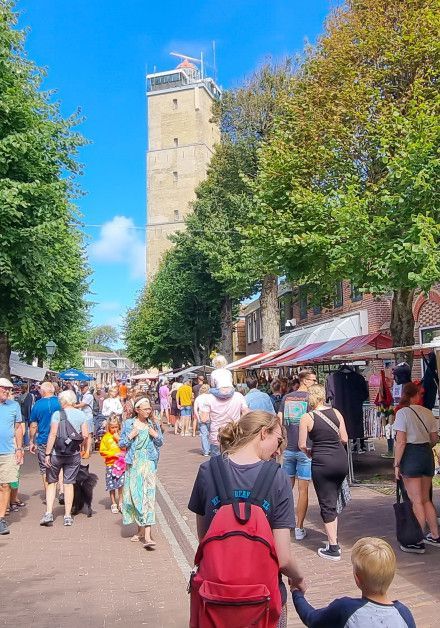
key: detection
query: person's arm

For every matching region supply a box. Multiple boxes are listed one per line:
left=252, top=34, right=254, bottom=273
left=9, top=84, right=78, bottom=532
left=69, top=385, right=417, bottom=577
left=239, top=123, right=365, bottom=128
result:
left=291, top=592, right=354, bottom=628
left=176, top=390, right=181, bottom=409
left=430, top=431, right=438, bottom=446
left=273, top=528, right=305, bottom=591
left=29, top=422, right=38, bottom=454
left=45, top=421, right=59, bottom=465
left=193, top=400, right=200, bottom=421
left=196, top=514, right=206, bottom=542
left=394, top=430, right=407, bottom=479
left=14, top=420, right=24, bottom=465
left=298, top=414, right=312, bottom=455
left=334, top=410, right=348, bottom=445
left=150, top=422, right=163, bottom=447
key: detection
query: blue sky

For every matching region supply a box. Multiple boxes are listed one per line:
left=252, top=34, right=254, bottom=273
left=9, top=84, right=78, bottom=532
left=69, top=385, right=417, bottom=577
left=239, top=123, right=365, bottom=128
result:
left=16, top=0, right=333, bottom=343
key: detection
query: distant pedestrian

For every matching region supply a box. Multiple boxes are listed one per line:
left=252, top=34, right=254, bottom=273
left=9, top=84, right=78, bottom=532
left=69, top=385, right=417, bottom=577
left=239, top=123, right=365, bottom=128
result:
left=176, top=378, right=193, bottom=437
left=102, top=386, right=123, bottom=418
left=119, top=397, right=163, bottom=547
left=270, top=380, right=284, bottom=414
left=40, top=390, right=88, bottom=527
left=193, top=384, right=211, bottom=456
left=118, top=380, right=128, bottom=403
left=158, top=379, right=170, bottom=425
left=0, top=378, right=24, bottom=535
left=245, top=376, right=275, bottom=413
left=192, top=375, right=205, bottom=399
left=99, top=415, right=124, bottom=514
left=77, top=383, right=95, bottom=455
left=170, top=382, right=182, bottom=433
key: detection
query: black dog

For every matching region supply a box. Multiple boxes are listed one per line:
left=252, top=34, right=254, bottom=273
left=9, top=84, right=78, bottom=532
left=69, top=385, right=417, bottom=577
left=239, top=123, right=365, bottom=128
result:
left=72, top=464, right=98, bottom=517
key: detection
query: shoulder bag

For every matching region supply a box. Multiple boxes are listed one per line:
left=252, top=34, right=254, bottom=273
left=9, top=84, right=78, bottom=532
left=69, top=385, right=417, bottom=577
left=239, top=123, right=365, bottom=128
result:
left=312, top=410, right=351, bottom=514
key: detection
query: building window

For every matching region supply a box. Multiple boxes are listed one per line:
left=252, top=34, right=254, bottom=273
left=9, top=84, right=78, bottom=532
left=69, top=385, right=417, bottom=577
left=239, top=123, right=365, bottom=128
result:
left=172, top=98, right=178, bottom=109
left=351, top=283, right=363, bottom=302
left=247, top=316, right=253, bottom=343
left=312, top=303, right=322, bottom=315
left=252, top=312, right=258, bottom=343
left=259, top=311, right=263, bottom=340
left=299, top=287, right=308, bottom=320
left=173, top=171, right=178, bottom=183
left=421, top=326, right=440, bottom=344
left=279, top=292, right=293, bottom=333
left=174, top=210, right=180, bottom=221
left=174, top=137, right=178, bottom=147
left=334, top=281, right=343, bottom=308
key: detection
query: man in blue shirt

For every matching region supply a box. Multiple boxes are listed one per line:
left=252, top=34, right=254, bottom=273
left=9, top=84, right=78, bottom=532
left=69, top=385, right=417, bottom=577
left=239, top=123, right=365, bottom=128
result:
left=0, top=378, right=24, bottom=535
left=244, top=376, right=275, bottom=413
left=29, top=382, right=61, bottom=493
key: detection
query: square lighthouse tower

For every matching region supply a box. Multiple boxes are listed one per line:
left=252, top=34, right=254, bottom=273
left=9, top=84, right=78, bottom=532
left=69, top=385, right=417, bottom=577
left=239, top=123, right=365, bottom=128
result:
left=146, top=56, right=221, bottom=279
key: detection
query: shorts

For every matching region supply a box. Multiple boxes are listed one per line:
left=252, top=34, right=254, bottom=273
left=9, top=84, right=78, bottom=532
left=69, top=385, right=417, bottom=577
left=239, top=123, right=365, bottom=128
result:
left=37, top=444, right=48, bottom=474
left=0, top=454, right=19, bottom=484
left=180, top=406, right=192, bottom=417
left=160, top=400, right=170, bottom=412
left=46, top=452, right=81, bottom=484
left=400, top=443, right=435, bottom=478
left=283, top=449, right=312, bottom=481
left=87, top=419, right=95, bottom=435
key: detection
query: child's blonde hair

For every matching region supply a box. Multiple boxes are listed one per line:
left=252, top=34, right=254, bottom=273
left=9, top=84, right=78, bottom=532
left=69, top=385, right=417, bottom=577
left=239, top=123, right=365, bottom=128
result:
left=351, top=537, right=396, bottom=595
left=107, top=413, right=121, bottom=431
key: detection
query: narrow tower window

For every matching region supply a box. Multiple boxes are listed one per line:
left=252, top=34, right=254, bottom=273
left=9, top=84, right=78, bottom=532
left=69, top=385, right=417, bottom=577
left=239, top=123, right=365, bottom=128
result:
left=172, top=98, right=178, bottom=109
left=174, top=210, right=180, bottom=221
left=174, top=137, right=178, bottom=147
left=173, top=171, right=178, bottom=183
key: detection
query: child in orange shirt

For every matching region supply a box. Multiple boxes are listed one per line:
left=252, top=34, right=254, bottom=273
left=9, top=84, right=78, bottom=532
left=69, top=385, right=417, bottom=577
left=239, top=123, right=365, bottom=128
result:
left=99, top=415, right=125, bottom=513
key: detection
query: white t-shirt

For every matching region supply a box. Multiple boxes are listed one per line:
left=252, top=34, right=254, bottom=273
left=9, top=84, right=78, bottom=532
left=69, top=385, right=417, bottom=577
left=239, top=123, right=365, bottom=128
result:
left=194, top=393, right=211, bottom=420
left=394, top=405, right=438, bottom=444
left=210, top=368, right=233, bottom=389
left=102, top=397, right=123, bottom=417
left=206, top=392, right=248, bottom=445
left=80, top=392, right=94, bottom=421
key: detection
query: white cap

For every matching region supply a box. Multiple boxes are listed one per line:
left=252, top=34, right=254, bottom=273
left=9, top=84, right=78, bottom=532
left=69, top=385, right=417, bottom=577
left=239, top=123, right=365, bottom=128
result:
left=0, top=378, right=14, bottom=388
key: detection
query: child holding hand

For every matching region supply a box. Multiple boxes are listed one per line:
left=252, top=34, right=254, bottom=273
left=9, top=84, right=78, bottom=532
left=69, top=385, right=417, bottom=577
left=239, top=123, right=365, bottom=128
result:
left=99, top=414, right=125, bottom=513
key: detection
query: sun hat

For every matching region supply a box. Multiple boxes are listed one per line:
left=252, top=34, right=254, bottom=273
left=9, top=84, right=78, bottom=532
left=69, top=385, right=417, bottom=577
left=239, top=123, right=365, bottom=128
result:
left=0, top=378, right=14, bottom=388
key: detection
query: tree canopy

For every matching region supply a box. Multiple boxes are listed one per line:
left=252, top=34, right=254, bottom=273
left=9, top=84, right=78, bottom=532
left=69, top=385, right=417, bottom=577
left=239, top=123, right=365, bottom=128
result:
left=87, top=324, right=119, bottom=352
left=0, top=2, right=90, bottom=376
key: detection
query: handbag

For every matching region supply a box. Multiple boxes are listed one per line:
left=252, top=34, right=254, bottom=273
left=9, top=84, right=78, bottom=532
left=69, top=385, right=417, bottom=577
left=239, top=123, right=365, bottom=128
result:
left=393, top=479, right=424, bottom=546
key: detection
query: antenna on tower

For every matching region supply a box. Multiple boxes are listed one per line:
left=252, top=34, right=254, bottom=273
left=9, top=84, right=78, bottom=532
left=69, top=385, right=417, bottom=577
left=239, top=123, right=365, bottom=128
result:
left=212, top=40, right=217, bottom=83
left=170, top=52, right=201, bottom=64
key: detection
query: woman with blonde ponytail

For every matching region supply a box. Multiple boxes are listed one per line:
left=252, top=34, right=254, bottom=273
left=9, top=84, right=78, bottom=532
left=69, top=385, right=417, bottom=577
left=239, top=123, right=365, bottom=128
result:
left=188, top=410, right=305, bottom=627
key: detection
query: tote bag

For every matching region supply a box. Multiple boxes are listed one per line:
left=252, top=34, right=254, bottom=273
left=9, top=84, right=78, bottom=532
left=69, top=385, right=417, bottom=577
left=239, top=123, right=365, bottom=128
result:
left=393, top=480, right=423, bottom=546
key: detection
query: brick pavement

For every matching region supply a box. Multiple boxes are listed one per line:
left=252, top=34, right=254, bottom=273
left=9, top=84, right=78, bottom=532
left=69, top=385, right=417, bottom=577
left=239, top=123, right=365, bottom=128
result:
left=3, top=432, right=440, bottom=627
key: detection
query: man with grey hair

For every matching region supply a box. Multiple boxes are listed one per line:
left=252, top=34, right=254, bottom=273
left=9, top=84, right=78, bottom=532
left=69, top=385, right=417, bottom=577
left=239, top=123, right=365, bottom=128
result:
left=29, top=382, right=61, bottom=495
left=40, top=390, right=88, bottom=527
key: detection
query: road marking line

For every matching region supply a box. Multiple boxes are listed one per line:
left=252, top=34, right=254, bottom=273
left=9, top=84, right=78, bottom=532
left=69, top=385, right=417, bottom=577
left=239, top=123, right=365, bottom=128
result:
left=156, top=478, right=199, bottom=552
left=156, top=502, right=192, bottom=581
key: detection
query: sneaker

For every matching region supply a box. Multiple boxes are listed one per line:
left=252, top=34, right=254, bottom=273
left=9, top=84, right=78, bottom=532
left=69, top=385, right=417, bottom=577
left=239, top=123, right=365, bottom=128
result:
left=399, top=542, right=425, bottom=554
left=424, top=534, right=440, bottom=547
left=202, top=453, right=210, bottom=457
left=63, top=515, right=73, bottom=526
left=381, top=452, right=394, bottom=459
left=295, top=527, right=307, bottom=541
left=58, top=493, right=65, bottom=506
left=40, top=512, right=54, bottom=527
left=0, top=518, right=10, bottom=535
left=318, top=544, right=341, bottom=561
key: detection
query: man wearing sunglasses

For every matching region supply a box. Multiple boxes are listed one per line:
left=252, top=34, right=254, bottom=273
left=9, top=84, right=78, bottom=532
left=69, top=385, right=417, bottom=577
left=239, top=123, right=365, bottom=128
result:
left=278, top=369, right=317, bottom=541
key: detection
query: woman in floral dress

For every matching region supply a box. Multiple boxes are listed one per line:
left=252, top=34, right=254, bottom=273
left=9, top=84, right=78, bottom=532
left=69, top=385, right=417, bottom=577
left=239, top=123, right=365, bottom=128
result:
left=119, top=397, right=163, bottom=548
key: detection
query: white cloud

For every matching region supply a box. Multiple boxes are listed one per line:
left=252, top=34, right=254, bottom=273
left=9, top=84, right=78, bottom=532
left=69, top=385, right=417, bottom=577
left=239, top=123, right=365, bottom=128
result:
left=90, top=215, right=145, bottom=279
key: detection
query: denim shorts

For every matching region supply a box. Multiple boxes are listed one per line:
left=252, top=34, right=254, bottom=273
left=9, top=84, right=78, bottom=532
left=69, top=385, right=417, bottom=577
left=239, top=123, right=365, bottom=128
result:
left=283, top=449, right=312, bottom=480
left=180, top=406, right=192, bottom=417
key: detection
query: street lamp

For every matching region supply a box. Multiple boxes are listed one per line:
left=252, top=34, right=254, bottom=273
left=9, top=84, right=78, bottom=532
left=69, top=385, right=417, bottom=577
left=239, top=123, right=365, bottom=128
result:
left=45, top=340, right=57, bottom=369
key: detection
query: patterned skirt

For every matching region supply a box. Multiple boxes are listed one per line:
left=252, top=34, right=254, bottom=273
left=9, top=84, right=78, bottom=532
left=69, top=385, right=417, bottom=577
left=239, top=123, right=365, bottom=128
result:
left=122, top=457, right=156, bottom=527
left=105, top=465, right=125, bottom=491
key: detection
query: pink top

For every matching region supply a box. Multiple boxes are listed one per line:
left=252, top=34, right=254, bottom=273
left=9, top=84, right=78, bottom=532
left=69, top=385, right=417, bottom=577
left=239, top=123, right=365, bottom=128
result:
left=206, top=392, right=248, bottom=445
left=159, top=385, right=169, bottom=401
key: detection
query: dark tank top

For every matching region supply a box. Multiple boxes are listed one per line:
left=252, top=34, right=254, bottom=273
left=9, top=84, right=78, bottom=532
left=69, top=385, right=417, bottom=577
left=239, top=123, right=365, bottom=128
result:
left=309, top=407, right=344, bottom=456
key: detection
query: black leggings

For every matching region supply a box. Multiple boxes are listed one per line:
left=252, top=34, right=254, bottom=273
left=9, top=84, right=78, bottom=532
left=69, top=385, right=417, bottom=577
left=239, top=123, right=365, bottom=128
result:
left=312, top=456, right=347, bottom=523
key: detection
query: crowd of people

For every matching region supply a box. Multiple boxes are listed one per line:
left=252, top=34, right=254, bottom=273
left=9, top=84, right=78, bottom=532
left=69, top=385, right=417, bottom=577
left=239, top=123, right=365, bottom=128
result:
left=0, top=354, right=438, bottom=627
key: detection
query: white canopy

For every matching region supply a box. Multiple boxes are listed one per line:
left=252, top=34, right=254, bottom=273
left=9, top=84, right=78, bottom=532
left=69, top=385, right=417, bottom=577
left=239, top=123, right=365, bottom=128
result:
left=10, top=352, right=47, bottom=381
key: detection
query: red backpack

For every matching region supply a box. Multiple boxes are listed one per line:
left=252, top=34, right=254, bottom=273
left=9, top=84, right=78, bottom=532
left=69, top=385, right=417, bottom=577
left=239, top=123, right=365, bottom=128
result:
left=189, top=456, right=282, bottom=628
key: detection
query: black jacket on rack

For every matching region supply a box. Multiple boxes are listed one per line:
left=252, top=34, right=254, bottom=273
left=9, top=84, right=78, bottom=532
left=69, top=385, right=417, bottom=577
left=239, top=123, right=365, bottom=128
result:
left=325, top=367, right=369, bottom=439
left=422, top=352, right=439, bottom=411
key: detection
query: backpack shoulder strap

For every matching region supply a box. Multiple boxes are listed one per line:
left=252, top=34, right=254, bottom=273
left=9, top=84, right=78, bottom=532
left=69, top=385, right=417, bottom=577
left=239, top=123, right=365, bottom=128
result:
left=249, top=460, right=280, bottom=508
left=59, top=409, right=67, bottom=422
left=209, top=455, right=233, bottom=505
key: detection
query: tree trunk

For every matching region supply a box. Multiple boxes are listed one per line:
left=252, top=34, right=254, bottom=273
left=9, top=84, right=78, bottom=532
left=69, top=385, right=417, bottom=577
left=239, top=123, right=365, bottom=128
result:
left=390, top=288, right=416, bottom=366
left=0, top=332, right=11, bottom=379
left=220, top=296, right=234, bottom=362
left=260, top=274, right=279, bottom=352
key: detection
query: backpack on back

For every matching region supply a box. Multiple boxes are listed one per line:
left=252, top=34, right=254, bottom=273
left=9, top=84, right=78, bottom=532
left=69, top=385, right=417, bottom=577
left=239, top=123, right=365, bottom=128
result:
left=54, top=410, right=84, bottom=456
left=189, top=456, right=281, bottom=628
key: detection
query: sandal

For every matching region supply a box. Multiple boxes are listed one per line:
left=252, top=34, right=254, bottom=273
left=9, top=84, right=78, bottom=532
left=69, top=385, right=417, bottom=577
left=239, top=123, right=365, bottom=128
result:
left=130, top=534, right=144, bottom=542
left=143, top=540, right=157, bottom=549
left=9, top=503, right=19, bottom=513
left=11, top=500, right=25, bottom=508
left=110, top=504, right=119, bottom=514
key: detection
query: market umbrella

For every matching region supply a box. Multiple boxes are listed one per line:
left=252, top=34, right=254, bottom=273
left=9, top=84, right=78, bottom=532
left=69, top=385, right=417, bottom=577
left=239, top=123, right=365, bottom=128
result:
left=58, top=368, right=93, bottom=381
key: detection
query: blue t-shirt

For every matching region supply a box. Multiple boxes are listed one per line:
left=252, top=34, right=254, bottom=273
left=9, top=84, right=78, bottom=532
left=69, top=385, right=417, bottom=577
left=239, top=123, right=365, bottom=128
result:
left=51, top=408, right=87, bottom=433
left=245, top=389, right=275, bottom=413
left=30, top=396, right=62, bottom=445
left=0, top=400, right=23, bottom=455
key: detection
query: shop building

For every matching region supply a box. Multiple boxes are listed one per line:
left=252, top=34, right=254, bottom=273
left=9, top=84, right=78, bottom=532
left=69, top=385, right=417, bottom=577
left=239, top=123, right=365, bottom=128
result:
left=82, top=351, right=140, bottom=386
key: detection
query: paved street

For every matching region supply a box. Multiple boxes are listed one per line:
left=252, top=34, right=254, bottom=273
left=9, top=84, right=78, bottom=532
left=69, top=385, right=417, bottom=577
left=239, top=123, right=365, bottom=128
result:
left=2, top=431, right=440, bottom=627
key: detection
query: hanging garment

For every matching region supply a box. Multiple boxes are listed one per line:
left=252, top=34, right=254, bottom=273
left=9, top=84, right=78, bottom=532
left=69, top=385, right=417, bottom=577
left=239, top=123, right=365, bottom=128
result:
left=326, top=367, right=369, bottom=439
left=421, top=352, right=439, bottom=411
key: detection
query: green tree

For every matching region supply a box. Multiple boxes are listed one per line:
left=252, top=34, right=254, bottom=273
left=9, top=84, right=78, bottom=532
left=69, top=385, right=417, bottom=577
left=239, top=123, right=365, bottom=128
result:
left=0, top=2, right=89, bottom=376
left=125, top=233, right=223, bottom=368
left=250, top=0, right=440, bottom=353
left=87, top=324, right=119, bottom=351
